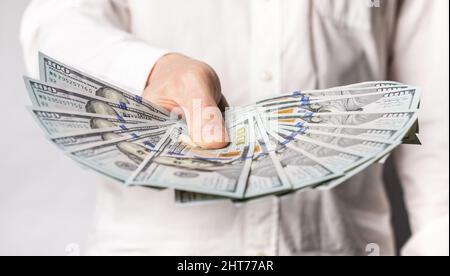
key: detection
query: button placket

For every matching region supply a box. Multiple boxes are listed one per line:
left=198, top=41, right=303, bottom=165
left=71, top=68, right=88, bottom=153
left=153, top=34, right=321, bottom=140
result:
left=243, top=196, right=280, bottom=256
left=244, top=0, right=281, bottom=256
left=250, top=0, right=281, bottom=101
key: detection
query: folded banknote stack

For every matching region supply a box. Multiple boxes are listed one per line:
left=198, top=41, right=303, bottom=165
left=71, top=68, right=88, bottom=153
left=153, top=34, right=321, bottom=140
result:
left=24, top=53, right=420, bottom=204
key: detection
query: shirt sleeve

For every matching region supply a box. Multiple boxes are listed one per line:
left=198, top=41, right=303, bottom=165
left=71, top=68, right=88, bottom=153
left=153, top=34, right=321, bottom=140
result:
left=20, top=0, right=169, bottom=94
left=389, top=0, right=449, bottom=256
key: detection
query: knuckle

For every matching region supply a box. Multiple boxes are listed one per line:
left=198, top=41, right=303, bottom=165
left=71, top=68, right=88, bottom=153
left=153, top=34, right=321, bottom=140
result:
left=181, top=63, right=211, bottom=82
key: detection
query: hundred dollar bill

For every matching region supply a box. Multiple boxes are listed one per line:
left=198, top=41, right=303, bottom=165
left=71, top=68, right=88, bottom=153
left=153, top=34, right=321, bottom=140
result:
left=39, top=52, right=170, bottom=119
left=176, top=101, right=417, bottom=203
left=267, top=129, right=372, bottom=173
left=272, top=128, right=402, bottom=190
left=175, top=114, right=406, bottom=203
left=228, top=86, right=419, bottom=121
left=156, top=117, right=252, bottom=163
left=275, top=128, right=398, bottom=162
left=127, top=116, right=255, bottom=198
left=325, top=118, right=409, bottom=182
left=279, top=125, right=404, bottom=143
left=276, top=111, right=419, bottom=144
left=28, top=107, right=151, bottom=135
left=260, top=88, right=421, bottom=115
left=318, top=139, right=403, bottom=190
left=256, top=85, right=410, bottom=107
left=354, top=115, right=418, bottom=164
left=68, top=128, right=170, bottom=182
left=172, top=116, right=256, bottom=203
left=255, top=115, right=339, bottom=191
left=49, top=123, right=171, bottom=150
left=252, top=81, right=405, bottom=106
left=262, top=111, right=419, bottom=136
left=337, top=81, right=402, bottom=89
left=174, top=190, right=227, bottom=205
left=244, top=120, right=292, bottom=198
left=173, top=119, right=292, bottom=203
left=174, top=120, right=297, bottom=202
left=25, top=77, right=171, bottom=122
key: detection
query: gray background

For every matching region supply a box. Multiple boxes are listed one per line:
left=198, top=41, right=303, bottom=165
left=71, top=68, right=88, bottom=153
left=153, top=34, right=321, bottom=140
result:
left=0, top=0, right=410, bottom=255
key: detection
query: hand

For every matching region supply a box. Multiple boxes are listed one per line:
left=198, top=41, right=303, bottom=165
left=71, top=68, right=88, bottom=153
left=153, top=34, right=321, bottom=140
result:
left=143, top=53, right=229, bottom=149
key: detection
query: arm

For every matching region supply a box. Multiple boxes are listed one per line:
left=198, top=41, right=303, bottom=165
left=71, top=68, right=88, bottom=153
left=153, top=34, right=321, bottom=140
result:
left=389, top=0, right=449, bottom=255
left=20, top=0, right=167, bottom=93
left=21, top=0, right=228, bottom=148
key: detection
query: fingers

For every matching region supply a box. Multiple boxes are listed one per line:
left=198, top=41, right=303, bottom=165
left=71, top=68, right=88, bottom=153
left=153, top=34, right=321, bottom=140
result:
left=176, top=89, right=229, bottom=149
left=143, top=53, right=230, bottom=149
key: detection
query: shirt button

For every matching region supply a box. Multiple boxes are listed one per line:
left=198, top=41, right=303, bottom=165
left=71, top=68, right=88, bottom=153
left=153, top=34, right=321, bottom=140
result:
left=261, top=71, right=273, bottom=82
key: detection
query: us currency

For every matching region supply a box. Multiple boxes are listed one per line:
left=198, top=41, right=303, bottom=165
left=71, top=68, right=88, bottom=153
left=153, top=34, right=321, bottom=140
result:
left=173, top=121, right=295, bottom=202
left=271, top=128, right=402, bottom=189
left=174, top=121, right=291, bottom=203
left=260, top=87, right=421, bottom=115
left=262, top=111, right=418, bottom=137
left=228, top=86, right=420, bottom=123
left=174, top=190, right=227, bottom=205
left=39, top=52, right=170, bottom=119
left=25, top=77, right=170, bottom=122
left=174, top=117, right=406, bottom=203
left=267, top=129, right=373, bottom=173
left=272, top=127, right=400, bottom=179
left=175, top=118, right=292, bottom=204
left=318, top=139, right=403, bottom=190
left=278, top=124, right=404, bottom=143
left=244, top=120, right=292, bottom=198
left=176, top=101, right=418, bottom=202
left=29, top=107, right=151, bottom=135
left=274, top=128, right=398, bottom=163
left=252, top=81, right=404, bottom=106
left=127, top=116, right=255, bottom=199
left=255, top=115, right=339, bottom=191
left=68, top=128, right=170, bottom=182
left=49, top=123, right=171, bottom=151
left=25, top=56, right=422, bottom=203
left=156, top=118, right=251, bottom=163
left=337, top=81, right=402, bottom=89
left=255, top=85, right=409, bottom=107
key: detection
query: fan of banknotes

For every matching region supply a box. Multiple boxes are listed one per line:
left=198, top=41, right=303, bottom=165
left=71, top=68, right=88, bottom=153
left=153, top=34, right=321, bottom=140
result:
left=24, top=53, right=420, bottom=204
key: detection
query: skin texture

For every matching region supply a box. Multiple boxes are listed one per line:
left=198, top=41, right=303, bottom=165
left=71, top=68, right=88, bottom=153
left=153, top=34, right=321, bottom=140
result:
left=143, top=53, right=229, bottom=149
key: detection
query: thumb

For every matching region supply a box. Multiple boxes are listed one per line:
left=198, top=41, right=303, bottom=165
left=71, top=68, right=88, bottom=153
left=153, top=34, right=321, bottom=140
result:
left=175, top=92, right=229, bottom=149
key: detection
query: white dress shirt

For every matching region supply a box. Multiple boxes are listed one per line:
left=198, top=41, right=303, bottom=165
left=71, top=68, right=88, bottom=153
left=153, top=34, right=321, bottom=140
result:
left=21, top=0, right=449, bottom=255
